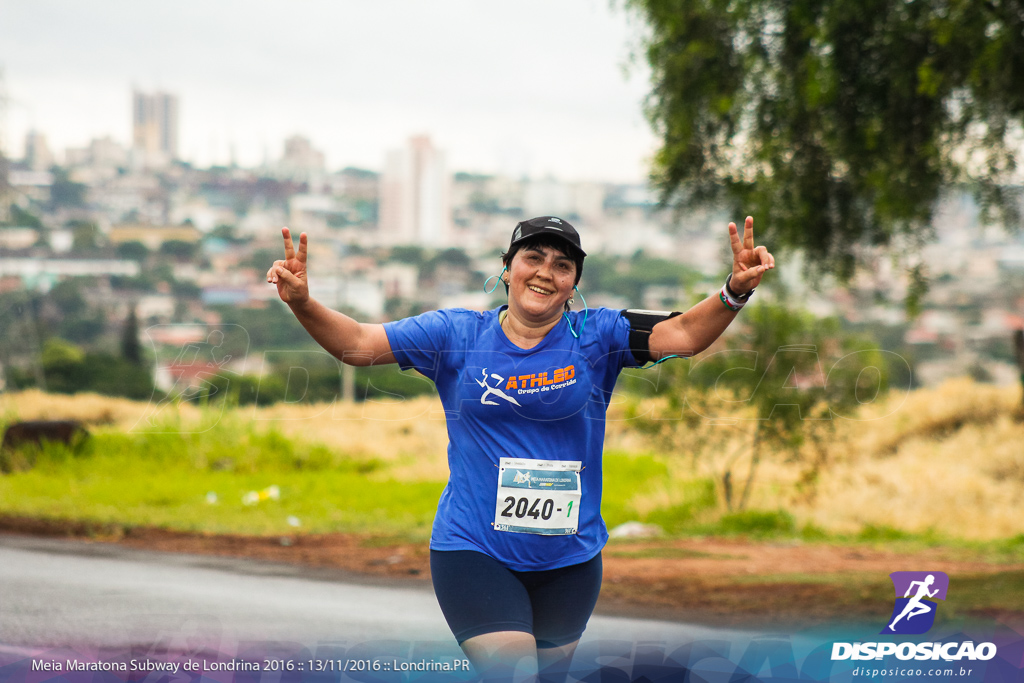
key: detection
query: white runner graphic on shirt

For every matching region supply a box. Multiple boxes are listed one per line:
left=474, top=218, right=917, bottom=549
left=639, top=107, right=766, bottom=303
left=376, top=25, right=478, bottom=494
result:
left=475, top=369, right=521, bottom=406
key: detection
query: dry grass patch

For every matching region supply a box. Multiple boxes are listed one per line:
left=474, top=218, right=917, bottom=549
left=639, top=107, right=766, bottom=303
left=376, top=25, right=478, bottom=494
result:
left=605, top=377, right=1024, bottom=540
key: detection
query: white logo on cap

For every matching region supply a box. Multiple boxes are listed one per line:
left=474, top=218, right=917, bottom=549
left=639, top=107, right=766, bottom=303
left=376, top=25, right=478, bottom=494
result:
left=549, top=218, right=562, bottom=223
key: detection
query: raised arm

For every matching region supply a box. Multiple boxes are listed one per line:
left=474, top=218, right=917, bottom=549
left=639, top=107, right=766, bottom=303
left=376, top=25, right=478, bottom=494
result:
left=267, top=228, right=395, bottom=366
left=648, top=216, right=774, bottom=360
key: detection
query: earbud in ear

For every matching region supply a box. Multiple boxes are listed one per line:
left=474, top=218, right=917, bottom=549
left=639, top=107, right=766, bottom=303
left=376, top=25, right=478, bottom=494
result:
left=484, top=266, right=510, bottom=294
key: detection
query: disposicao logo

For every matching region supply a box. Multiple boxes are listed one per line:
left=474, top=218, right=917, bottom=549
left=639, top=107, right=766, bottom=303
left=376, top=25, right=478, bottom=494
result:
left=883, top=571, right=948, bottom=635
left=831, top=571, right=998, bottom=663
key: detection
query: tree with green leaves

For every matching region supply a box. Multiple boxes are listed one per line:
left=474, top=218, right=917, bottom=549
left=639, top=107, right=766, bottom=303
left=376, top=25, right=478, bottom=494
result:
left=49, top=168, right=88, bottom=209
left=628, top=0, right=1024, bottom=285
left=158, top=239, right=197, bottom=260
left=116, top=240, right=149, bottom=262
left=69, top=220, right=101, bottom=252
left=6, top=204, right=43, bottom=229
left=629, top=301, right=902, bottom=510
left=121, top=306, right=142, bottom=365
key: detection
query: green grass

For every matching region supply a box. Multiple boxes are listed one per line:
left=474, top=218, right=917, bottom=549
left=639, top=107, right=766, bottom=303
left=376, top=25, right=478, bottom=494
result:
left=0, top=432, right=689, bottom=540
left=0, top=440, right=685, bottom=539
left=0, top=436, right=715, bottom=541
left=857, top=524, right=918, bottom=542
left=4, top=425, right=1024, bottom=575
left=713, top=509, right=797, bottom=537
left=600, top=450, right=671, bottom=528
left=0, top=424, right=444, bottom=538
left=857, top=535, right=1024, bottom=565
left=601, top=450, right=719, bottom=533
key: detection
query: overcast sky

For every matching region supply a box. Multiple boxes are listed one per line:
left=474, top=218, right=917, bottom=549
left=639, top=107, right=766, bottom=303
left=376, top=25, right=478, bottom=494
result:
left=0, top=1, right=659, bottom=182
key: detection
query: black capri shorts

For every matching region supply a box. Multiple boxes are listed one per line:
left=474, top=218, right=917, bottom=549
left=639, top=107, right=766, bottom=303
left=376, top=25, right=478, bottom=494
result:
left=430, top=549, right=602, bottom=649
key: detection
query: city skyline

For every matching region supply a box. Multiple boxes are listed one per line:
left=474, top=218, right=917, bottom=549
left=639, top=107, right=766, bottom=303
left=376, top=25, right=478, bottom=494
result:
left=0, top=1, right=657, bottom=183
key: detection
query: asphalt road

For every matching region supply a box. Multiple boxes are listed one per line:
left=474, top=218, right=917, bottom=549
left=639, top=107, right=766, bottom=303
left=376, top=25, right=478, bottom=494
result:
left=4, top=536, right=1007, bottom=682
left=0, top=534, right=746, bottom=652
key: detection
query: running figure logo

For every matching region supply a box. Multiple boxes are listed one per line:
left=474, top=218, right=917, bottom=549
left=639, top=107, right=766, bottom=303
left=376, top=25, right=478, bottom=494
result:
left=882, top=571, right=949, bottom=634
left=476, top=369, right=522, bottom=406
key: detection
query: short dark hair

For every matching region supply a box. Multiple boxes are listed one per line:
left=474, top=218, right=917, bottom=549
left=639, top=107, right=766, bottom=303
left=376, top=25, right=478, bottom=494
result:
left=501, top=234, right=584, bottom=285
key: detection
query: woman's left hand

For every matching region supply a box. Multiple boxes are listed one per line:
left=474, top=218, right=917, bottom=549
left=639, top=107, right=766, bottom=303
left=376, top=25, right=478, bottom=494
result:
left=729, top=216, right=775, bottom=294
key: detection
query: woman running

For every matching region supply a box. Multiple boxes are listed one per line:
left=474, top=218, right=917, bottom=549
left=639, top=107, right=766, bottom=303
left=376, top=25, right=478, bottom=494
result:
left=268, top=215, right=774, bottom=681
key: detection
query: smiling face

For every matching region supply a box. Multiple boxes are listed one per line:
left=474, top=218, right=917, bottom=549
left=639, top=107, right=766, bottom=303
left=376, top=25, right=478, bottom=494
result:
left=504, top=243, right=578, bottom=324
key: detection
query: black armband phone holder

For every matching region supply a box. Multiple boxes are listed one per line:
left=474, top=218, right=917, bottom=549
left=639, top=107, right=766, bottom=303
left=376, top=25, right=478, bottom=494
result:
left=621, top=309, right=682, bottom=365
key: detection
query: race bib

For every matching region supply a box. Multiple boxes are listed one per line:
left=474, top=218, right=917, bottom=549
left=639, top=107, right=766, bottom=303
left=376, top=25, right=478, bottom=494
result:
left=493, top=457, right=581, bottom=535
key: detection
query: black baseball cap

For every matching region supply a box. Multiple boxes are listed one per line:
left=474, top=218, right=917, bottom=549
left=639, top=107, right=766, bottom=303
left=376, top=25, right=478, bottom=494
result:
left=509, top=216, right=587, bottom=258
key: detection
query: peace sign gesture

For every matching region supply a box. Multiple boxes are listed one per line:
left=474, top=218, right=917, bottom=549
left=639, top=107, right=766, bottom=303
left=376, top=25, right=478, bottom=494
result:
left=267, top=227, right=309, bottom=305
left=728, top=216, right=774, bottom=294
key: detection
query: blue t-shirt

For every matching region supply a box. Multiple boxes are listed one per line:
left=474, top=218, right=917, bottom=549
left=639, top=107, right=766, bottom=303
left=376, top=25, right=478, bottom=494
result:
left=383, top=306, right=637, bottom=571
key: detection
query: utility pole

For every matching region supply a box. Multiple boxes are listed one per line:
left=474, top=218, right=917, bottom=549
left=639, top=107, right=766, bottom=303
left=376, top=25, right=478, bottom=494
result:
left=1014, top=329, right=1024, bottom=410
left=0, top=65, right=27, bottom=224
left=0, top=65, right=10, bottom=223
left=342, top=362, right=355, bottom=403
left=0, top=65, right=9, bottom=156
left=0, top=150, right=9, bottom=225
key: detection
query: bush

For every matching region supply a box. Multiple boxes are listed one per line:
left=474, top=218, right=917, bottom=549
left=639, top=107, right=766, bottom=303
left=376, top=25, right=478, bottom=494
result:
left=641, top=479, right=719, bottom=533
left=857, top=524, right=913, bottom=542
left=200, top=364, right=437, bottom=406
left=0, top=433, right=93, bottom=474
left=715, top=509, right=796, bottom=538
left=39, top=339, right=157, bottom=400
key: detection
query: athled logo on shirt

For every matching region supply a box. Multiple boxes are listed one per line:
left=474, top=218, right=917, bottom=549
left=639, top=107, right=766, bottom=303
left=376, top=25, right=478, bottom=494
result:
left=504, top=365, right=575, bottom=391
left=474, top=365, right=578, bottom=405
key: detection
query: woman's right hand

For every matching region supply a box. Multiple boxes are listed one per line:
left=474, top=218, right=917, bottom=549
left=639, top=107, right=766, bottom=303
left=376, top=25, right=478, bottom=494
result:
left=266, top=227, right=309, bottom=306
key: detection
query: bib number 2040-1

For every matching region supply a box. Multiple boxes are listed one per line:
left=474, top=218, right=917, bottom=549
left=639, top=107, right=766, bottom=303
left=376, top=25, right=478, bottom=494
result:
left=493, top=458, right=581, bottom=535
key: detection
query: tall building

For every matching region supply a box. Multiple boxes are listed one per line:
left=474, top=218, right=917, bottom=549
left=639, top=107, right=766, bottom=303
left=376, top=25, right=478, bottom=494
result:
left=24, top=130, right=53, bottom=171
left=0, top=152, right=10, bottom=224
left=379, top=135, right=452, bottom=246
left=132, top=90, right=179, bottom=165
left=276, top=135, right=325, bottom=183
left=65, top=136, right=128, bottom=169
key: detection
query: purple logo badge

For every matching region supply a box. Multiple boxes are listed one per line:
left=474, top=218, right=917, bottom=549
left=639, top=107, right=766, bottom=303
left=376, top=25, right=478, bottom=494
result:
left=882, top=571, right=949, bottom=635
